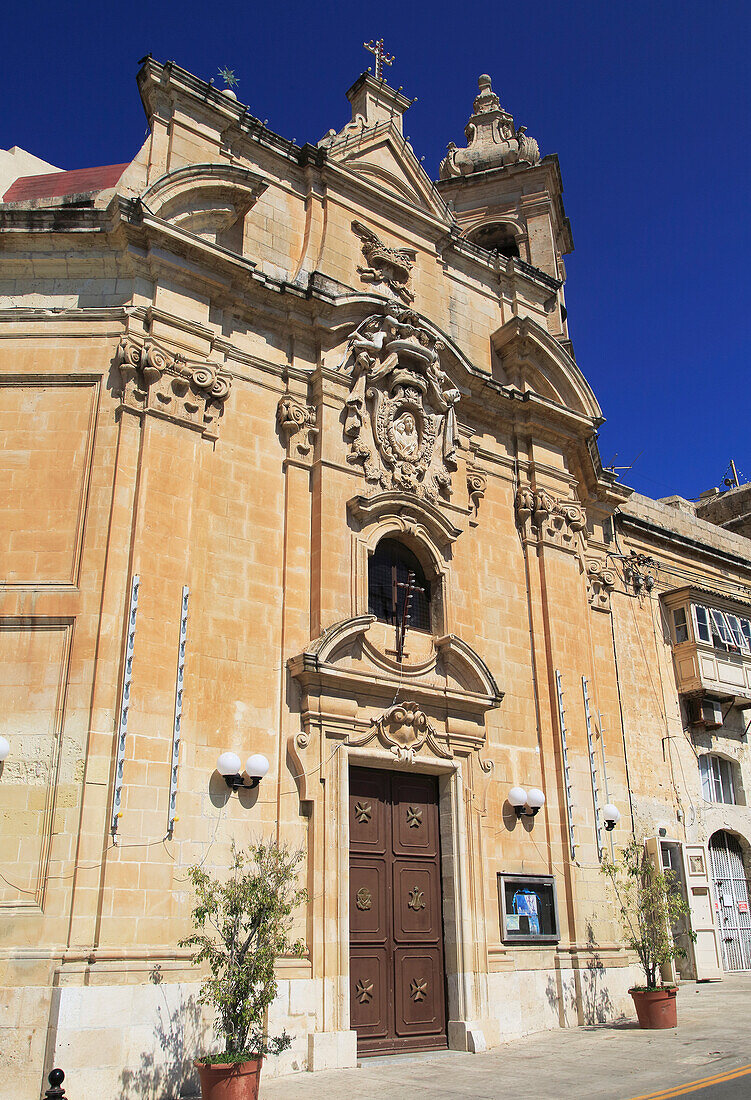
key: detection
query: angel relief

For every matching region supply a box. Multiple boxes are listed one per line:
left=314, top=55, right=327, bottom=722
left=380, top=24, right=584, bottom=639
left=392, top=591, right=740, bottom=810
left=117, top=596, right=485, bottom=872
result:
left=340, top=309, right=461, bottom=501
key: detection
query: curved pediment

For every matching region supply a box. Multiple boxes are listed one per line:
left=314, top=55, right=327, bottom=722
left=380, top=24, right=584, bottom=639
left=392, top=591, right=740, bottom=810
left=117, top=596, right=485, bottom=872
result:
left=288, top=616, right=503, bottom=713
left=139, top=163, right=268, bottom=242
left=491, top=316, right=603, bottom=422
left=348, top=491, right=462, bottom=550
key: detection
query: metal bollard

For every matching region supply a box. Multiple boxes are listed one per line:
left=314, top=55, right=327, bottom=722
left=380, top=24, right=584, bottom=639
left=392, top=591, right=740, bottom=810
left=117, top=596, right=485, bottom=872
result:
left=44, top=1068, right=66, bottom=1099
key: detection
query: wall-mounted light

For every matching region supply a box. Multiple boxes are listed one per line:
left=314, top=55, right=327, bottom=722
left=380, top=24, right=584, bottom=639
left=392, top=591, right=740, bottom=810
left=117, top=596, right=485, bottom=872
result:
left=0, top=737, right=9, bottom=762
left=217, top=751, right=270, bottom=791
left=603, top=804, right=621, bottom=831
left=508, top=786, right=545, bottom=818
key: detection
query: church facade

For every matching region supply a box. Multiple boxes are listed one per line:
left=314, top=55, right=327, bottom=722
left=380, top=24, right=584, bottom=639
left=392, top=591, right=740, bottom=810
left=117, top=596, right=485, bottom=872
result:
left=2, top=58, right=751, bottom=1098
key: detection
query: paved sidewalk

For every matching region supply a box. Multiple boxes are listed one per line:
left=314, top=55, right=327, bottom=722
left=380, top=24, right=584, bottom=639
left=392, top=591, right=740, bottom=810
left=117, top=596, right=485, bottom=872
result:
left=260, top=976, right=751, bottom=1099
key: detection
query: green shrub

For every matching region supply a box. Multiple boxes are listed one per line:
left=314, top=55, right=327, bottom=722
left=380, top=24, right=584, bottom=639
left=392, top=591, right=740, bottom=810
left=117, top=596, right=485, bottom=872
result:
left=180, top=840, right=307, bottom=1062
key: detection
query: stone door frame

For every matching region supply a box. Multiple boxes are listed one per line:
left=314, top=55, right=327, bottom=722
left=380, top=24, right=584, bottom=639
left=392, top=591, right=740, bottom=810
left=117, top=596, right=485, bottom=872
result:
left=334, top=742, right=490, bottom=1054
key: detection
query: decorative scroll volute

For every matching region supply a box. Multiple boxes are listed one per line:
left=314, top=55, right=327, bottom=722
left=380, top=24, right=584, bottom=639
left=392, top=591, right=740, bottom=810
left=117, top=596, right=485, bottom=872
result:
left=276, top=396, right=318, bottom=457
left=340, top=309, right=461, bottom=502
left=348, top=700, right=452, bottom=763
left=515, top=486, right=587, bottom=552
left=467, top=470, right=487, bottom=525
left=586, top=558, right=617, bottom=612
left=114, top=335, right=232, bottom=440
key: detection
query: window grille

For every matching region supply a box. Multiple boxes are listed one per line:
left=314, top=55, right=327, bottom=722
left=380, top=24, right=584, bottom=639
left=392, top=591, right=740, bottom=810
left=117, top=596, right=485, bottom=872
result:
left=367, top=539, right=432, bottom=632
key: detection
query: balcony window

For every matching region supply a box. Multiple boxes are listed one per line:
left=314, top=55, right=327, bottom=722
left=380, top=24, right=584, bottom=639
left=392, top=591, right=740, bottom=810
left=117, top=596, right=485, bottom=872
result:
left=694, top=605, right=711, bottom=643
left=699, top=754, right=736, bottom=805
left=673, top=607, right=689, bottom=643
left=692, top=604, right=751, bottom=654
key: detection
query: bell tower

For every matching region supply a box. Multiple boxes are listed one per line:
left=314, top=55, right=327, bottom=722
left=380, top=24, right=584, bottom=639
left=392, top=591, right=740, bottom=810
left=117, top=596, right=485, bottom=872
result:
left=436, top=76, right=573, bottom=345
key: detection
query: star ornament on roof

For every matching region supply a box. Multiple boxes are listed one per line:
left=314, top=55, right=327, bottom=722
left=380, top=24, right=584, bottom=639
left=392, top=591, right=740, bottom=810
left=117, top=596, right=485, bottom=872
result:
left=218, top=67, right=239, bottom=89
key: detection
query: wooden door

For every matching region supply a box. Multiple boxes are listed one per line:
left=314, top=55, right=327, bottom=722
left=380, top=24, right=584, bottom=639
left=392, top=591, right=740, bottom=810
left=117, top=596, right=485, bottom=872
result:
left=349, top=766, right=447, bottom=1055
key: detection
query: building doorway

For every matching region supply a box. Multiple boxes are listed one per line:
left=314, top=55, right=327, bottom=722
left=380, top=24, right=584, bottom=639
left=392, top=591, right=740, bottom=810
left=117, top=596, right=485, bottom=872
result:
left=349, top=766, right=448, bottom=1055
left=708, top=830, right=751, bottom=971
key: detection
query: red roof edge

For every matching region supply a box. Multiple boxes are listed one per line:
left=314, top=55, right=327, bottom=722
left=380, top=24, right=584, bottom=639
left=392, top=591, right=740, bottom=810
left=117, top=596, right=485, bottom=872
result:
left=3, top=163, right=130, bottom=203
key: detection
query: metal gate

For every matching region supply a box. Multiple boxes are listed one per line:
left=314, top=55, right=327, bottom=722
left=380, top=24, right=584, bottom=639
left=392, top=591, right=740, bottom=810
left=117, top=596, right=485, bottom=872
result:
left=708, top=831, right=751, bottom=971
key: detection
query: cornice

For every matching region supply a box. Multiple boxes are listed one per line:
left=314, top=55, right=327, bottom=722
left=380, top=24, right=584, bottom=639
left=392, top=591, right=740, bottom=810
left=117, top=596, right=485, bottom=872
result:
left=618, top=510, right=751, bottom=576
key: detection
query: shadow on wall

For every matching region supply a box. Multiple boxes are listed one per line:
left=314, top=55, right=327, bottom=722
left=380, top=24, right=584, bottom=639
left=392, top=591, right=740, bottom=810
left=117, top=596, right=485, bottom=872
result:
left=119, top=969, right=203, bottom=1100
left=544, top=923, right=616, bottom=1027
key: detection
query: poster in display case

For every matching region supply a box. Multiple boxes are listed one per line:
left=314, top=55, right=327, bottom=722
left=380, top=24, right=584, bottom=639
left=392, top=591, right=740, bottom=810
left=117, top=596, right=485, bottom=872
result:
left=498, top=873, right=560, bottom=943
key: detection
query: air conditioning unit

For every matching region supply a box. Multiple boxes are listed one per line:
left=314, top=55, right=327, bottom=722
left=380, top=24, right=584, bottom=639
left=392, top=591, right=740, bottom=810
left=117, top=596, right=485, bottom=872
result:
left=686, top=696, right=724, bottom=730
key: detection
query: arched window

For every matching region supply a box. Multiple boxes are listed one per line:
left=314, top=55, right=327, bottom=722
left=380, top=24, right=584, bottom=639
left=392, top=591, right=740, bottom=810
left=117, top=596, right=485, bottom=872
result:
left=467, top=222, right=520, bottom=259
left=368, top=538, right=432, bottom=632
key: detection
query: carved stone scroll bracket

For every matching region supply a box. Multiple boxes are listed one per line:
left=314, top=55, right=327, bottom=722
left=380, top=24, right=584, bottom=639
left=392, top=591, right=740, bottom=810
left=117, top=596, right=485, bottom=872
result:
left=348, top=701, right=453, bottom=764
left=286, top=731, right=313, bottom=807
left=467, top=470, right=487, bottom=526
left=514, top=486, right=587, bottom=553
left=277, top=396, right=318, bottom=457
left=586, top=558, right=616, bottom=612
left=114, top=335, right=232, bottom=440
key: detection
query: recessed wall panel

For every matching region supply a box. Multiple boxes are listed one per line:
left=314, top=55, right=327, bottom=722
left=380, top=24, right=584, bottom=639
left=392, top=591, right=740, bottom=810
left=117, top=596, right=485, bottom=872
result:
left=0, top=379, right=99, bottom=585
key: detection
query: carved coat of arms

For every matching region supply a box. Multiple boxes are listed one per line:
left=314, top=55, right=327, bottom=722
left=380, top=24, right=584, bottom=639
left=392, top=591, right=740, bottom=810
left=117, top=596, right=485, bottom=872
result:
left=341, top=310, right=461, bottom=501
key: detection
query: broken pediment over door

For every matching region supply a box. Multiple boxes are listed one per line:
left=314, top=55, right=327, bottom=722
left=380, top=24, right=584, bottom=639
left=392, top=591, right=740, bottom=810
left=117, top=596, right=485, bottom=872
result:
left=286, top=615, right=502, bottom=802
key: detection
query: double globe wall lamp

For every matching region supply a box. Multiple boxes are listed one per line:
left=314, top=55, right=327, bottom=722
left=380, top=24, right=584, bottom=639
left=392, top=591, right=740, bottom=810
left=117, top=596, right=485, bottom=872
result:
left=217, top=751, right=270, bottom=791
left=508, top=786, right=545, bottom=818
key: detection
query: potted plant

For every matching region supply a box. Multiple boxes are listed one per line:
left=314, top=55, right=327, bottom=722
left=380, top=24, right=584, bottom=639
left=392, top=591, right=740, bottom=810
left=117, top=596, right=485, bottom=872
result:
left=602, top=837, right=694, bottom=1029
left=180, top=840, right=307, bottom=1100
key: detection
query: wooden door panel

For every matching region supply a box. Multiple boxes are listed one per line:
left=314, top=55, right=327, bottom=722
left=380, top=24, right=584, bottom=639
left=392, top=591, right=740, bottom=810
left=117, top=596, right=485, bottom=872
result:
left=391, top=773, right=439, bottom=857
left=350, top=767, right=446, bottom=1054
left=350, top=858, right=387, bottom=942
left=393, top=861, right=441, bottom=943
left=350, top=769, right=388, bottom=855
left=350, top=948, right=389, bottom=1040
left=394, top=947, right=446, bottom=1037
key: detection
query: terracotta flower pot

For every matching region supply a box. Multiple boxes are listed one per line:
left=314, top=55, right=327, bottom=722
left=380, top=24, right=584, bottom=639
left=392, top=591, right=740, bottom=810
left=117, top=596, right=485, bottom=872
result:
left=195, top=1057, right=263, bottom=1100
left=629, top=987, right=678, bottom=1029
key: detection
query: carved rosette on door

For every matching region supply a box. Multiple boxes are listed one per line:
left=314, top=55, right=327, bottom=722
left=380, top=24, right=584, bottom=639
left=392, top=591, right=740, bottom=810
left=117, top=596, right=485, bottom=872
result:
left=349, top=767, right=447, bottom=1054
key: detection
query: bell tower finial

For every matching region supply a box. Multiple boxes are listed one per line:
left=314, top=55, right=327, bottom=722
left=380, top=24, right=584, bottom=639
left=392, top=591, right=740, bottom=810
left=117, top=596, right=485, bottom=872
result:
left=363, top=38, right=395, bottom=81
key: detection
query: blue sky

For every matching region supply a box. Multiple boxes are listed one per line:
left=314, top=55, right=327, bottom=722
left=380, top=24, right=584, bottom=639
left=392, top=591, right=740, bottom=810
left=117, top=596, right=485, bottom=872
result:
left=4, top=0, right=750, bottom=501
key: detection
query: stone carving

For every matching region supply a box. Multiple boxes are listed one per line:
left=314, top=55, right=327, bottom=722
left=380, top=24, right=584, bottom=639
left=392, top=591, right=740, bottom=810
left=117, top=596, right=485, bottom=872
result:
left=355, top=977, right=374, bottom=1004
left=407, top=885, right=425, bottom=911
left=467, top=470, right=487, bottom=523
left=515, top=486, right=587, bottom=551
left=348, top=700, right=452, bottom=763
left=356, top=887, right=372, bottom=911
left=586, top=558, right=617, bottom=612
left=319, top=114, right=367, bottom=150
left=277, top=396, right=317, bottom=456
left=406, top=806, right=423, bottom=828
left=340, top=310, right=461, bottom=501
left=409, top=978, right=428, bottom=1002
left=354, top=801, right=372, bottom=824
left=114, top=335, right=231, bottom=440
left=440, top=75, right=540, bottom=179
left=351, top=221, right=417, bottom=303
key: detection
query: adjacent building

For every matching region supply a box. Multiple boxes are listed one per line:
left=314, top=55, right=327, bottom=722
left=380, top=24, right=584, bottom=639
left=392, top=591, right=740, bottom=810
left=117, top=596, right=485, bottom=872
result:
left=1, top=58, right=749, bottom=1098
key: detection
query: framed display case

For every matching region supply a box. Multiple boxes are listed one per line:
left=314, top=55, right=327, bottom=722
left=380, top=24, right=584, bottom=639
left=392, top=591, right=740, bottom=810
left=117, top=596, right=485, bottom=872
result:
left=498, top=873, right=560, bottom=943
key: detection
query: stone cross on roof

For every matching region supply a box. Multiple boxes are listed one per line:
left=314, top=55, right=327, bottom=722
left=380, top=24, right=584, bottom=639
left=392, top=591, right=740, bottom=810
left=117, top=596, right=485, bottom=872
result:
left=363, top=38, right=395, bottom=81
